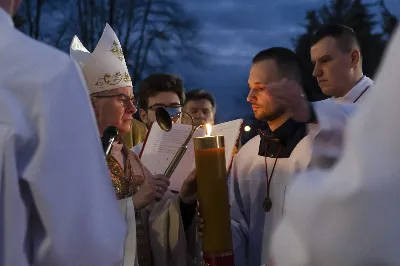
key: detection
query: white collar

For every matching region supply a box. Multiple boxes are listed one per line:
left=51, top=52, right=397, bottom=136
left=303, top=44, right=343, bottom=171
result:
left=0, top=8, right=13, bottom=27
left=333, top=76, right=374, bottom=103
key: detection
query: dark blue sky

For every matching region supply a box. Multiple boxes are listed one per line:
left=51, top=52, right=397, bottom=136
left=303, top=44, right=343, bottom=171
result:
left=171, top=0, right=400, bottom=123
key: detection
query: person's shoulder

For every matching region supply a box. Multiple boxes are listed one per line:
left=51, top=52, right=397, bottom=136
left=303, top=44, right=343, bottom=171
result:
left=365, top=76, right=374, bottom=85
left=236, top=135, right=260, bottom=157
left=4, top=28, right=76, bottom=76
left=1, top=29, right=86, bottom=102
left=25, top=38, right=74, bottom=72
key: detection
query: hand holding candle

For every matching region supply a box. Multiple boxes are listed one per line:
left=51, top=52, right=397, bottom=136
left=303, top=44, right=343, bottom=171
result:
left=179, top=169, right=197, bottom=204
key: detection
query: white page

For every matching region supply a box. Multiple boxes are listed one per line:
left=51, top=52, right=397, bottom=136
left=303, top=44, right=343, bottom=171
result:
left=140, top=119, right=243, bottom=191
left=140, top=123, right=205, bottom=191
left=210, top=119, right=243, bottom=170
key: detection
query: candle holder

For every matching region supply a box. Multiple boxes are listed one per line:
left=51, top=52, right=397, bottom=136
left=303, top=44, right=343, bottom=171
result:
left=193, top=135, right=235, bottom=266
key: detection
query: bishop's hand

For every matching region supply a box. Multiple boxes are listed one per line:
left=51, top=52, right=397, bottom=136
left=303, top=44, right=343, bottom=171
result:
left=179, top=169, right=197, bottom=204
left=132, top=174, right=169, bottom=210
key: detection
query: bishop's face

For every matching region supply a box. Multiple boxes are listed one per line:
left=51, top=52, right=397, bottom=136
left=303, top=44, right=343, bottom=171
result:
left=92, top=86, right=137, bottom=135
left=247, top=59, right=284, bottom=121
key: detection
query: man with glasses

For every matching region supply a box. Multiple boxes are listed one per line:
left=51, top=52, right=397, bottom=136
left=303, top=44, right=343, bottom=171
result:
left=131, top=73, right=185, bottom=155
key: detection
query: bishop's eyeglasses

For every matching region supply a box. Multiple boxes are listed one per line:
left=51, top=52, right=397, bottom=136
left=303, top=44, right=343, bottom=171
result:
left=93, top=93, right=138, bottom=108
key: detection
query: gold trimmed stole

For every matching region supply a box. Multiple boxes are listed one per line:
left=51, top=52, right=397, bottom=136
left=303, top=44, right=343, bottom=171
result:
left=106, top=145, right=152, bottom=266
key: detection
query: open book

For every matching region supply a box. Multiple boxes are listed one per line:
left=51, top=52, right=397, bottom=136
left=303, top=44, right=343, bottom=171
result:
left=139, top=119, right=243, bottom=191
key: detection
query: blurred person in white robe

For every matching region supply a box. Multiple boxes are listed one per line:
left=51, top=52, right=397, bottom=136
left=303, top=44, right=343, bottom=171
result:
left=70, top=23, right=201, bottom=266
left=269, top=25, right=400, bottom=266
left=0, top=0, right=127, bottom=265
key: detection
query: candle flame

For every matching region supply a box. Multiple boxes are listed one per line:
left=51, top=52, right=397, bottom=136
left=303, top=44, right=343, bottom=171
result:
left=205, top=123, right=212, bottom=136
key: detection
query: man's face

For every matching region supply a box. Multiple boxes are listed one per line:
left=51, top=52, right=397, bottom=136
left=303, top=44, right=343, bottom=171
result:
left=311, top=36, right=358, bottom=97
left=139, top=91, right=181, bottom=128
left=182, top=99, right=215, bottom=126
left=247, top=59, right=284, bottom=121
left=92, top=86, right=136, bottom=135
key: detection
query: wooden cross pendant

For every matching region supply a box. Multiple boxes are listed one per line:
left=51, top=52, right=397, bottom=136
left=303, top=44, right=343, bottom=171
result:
left=263, top=196, right=272, bottom=212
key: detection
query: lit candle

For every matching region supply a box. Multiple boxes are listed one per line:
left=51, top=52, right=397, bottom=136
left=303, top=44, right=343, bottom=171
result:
left=193, top=124, right=234, bottom=266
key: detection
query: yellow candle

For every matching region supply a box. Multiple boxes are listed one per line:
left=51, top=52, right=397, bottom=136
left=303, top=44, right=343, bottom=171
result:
left=194, top=135, right=233, bottom=254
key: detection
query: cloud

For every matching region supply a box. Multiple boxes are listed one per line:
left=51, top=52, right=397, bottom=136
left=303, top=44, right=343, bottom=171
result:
left=172, top=0, right=330, bottom=121
left=183, top=0, right=327, bottom=68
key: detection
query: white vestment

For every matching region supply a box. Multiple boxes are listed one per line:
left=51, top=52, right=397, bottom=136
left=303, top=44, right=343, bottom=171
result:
left=270, top=25, right=400, bottom=266
left=309, top=75, right=374, bottom=169
left=308, top=99, right=356, bottom=169
left=230, top=122, right=317, bottom=266
left=0, top=8, right=126, bottom=266
left=332, top=75, right=374, bottom=104
left=119, top=199, right=138, bottom=266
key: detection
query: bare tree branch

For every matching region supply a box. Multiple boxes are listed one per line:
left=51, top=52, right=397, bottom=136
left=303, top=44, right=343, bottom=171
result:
left=132, top=0, right=153, bottom=84
left=17, top=0, right=206, bottom=85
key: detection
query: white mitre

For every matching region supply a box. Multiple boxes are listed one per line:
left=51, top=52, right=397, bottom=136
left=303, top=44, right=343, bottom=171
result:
left=70, top=23, right=132, bottom=94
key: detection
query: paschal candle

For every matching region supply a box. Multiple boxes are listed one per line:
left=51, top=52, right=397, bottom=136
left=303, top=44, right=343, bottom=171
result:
left=193, top=135, right=234, bottom=266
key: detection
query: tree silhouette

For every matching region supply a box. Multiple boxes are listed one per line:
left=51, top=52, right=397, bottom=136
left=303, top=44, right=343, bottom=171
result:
left=379, top=0, right=399, bottom=39
left=14, top=0, right=206, bottom=87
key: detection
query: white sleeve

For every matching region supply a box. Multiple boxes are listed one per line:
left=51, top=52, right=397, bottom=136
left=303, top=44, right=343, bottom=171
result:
left=23, top=60, right=126, bottom=266
left=309, top=99, right=356, bottom=169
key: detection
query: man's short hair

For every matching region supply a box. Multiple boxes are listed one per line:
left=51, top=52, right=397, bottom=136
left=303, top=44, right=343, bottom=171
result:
left=252, top=47, right=302, bottom=84
left=138, top=73, right=185, bottom=110
left=185, top=89, right=216, bottom=110
left=311, top=24, right=361, bottom=53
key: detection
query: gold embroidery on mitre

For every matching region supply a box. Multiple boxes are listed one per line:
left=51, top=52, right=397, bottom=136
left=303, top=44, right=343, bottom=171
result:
left=95, top=72, right=123, bottom=88
left=124, top=72, right=132, bottom=83
left=110, top=41, right=125, bottom=62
